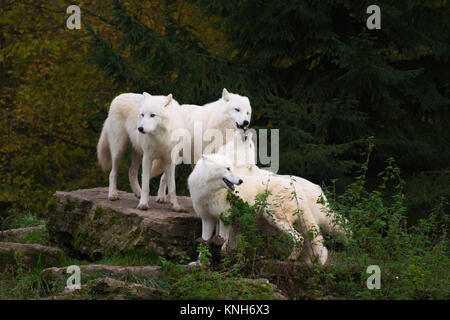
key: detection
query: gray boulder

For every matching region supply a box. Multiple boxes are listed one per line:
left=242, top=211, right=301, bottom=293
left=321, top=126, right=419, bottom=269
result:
left=46, top=188, right=201, bottom=260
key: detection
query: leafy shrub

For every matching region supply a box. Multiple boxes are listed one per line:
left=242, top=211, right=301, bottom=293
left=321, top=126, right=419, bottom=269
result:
left=215, top=139, right=449, bottom=299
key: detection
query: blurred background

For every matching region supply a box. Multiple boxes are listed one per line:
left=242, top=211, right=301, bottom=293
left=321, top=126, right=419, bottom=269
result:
left=0, top=0, right=448, bottom=223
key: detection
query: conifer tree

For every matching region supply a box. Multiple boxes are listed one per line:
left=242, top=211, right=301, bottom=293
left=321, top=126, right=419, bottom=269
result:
left=86, top=0, right=449, bottom=203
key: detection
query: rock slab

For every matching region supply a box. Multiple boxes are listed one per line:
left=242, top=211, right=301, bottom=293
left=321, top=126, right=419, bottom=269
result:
left=42, top=264, right=162, bottom=281
left=0, top=225, right=45, bottom=242
left=0, top=242, right=63, bottom=271
left=50, top=277, right=167, bottom=300
left=46, top=187, right=201, bottom=260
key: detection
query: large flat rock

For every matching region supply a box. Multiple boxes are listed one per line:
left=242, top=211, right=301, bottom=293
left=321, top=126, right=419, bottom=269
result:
left=46, top=188, right=201, bottom=260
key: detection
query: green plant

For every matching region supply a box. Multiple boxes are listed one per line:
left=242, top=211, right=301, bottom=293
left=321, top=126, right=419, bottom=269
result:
left=20, top=228, right=51, bottom=246
left=1, top=211, right=45, bottom=230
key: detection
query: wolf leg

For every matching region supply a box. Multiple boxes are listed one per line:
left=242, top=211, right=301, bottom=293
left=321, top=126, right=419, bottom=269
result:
left=266, top=216, right=304, bottom=261
left=129, top=149, right=142, bottom=198
left=188, top=216, right=216, bottom=266
left=218, top=220, right=233, bottom=251
left=137, top=153, right=153, bottom=210
left=300, top=207, right=328, bottom=266
left=151, top=159, right=167, bottom=201
left=201, top=216, right=216, bottom=241
left=108, top=131, right=128, bottom=201
left=156, top=173, right=168, bottom=203
left=165, top=162, right=186, bottom=212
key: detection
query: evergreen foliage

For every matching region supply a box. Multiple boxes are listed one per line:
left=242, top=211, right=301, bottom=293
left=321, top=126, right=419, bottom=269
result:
left=0, top=0, right=448, bottom=217
left=86, top=0, right=450, bottom=196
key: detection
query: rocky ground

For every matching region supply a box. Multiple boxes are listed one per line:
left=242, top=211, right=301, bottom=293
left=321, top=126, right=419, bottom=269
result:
left=0, top=188, right=287, bottom=300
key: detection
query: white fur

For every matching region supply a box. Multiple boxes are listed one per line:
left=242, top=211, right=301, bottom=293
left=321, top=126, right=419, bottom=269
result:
left=218, top=130, right=347, bottom=237
left=97, top=89, right=252, bottom=209
left=154, top=89, right=252, bottom=199
left=97, top=92, right=189, bottom=211
left=188, top=153, right=329, bottom=266
left=135, top=93, right=189, bottom=211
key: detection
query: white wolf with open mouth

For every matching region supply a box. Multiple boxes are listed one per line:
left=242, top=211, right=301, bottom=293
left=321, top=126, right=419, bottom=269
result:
left=152, top=88, right=252, bottom=202
left=217, top=130, right=348, bottom=238
left=97, top=89, right=251, bottom=209
left=188, top=153, right=329, bottom=266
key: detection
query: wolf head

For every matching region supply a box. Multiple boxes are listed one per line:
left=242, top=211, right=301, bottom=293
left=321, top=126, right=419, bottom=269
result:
left=193, top=153, right=243, bottom=192
left=137, top=92, right=175, bottom=134
left=221, top=88, right=252, bottom=131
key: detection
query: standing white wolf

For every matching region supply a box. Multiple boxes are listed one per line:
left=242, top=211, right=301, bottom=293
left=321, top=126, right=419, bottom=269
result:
left=152, top=88, right=252, bottom=201
left=97, top=89, right=252, bottom=209
left=188, top=153, right=329, bottom=266
left=135, top=93, right=189, bottom=211
left=97, top=92, right=188, bottom=211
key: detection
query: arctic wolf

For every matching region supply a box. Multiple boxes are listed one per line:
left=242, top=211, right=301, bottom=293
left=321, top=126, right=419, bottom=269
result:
left=143, top=88, right=252, bottom=202
left=188, top=153, right=329, bottom=266
left=218, top=130, right=348, bottom=237
left=135, top=93, right=191, bottom=211
left=97, top=89, right=251, bottom=207
left=97, top=92, right=188, bottom=211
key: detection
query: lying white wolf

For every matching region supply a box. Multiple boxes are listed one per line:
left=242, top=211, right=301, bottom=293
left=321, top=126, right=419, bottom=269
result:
left=97, top=89, right=252, bottom=206
left=97, top=92, right=188, bottom=211
left=217, top=130, right=348, bottom=237
left=188, top=153, right=329, bottom=266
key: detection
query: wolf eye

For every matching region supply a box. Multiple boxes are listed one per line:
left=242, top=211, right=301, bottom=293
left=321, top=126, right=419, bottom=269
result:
left=234, top=108, right=240, bottom=112
left=150, top=113, right=155, bottom=117
left=226, top=167, right=231, bottom=171
left=140, top=113, right=144, bottom=117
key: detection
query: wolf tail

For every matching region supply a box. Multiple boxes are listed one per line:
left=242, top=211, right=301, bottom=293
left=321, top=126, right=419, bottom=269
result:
left=97, top=125, right=111, bottom=171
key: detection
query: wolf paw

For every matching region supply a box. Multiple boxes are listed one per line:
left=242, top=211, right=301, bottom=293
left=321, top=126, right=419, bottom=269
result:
left=287, top=251, right=301, bottom=261
left=156, top=195, right=168, bottom=203
left=137, top=202, right=149, bottom=210
left=188, top=260, right=202, bottom=267
left=172, top=205, right=187, bottom=212
left=317, top=247, right=328, bottom=266
left=108, top=193, right=119, bottom=201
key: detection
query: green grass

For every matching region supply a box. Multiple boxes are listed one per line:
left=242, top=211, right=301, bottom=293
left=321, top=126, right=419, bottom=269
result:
left=1, top=211, right=45, bottom=230
left=0, top=253, right=88, bottom=300
left=20, top=228, right=51, bottom=246
left=167, top=268, right=280, bottom=300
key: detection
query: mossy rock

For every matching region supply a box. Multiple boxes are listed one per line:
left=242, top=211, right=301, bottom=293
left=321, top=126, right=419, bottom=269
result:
left=0, top=242, right=64, bottom=272
left=50, top=277, right=167, bottom=300
left=46, top=188, right=201, bottom=260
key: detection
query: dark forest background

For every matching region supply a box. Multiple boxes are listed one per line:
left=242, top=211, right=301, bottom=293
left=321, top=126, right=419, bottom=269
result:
left=0, top=0, right=449, bottom=223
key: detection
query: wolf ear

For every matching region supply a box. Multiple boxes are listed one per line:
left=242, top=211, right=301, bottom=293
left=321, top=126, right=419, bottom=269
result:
left=143, top=92, right=152, bottom=99
left=201, top=154, right=211, bottom=163
left=222, top=88, right=230, bottom=102
left=164, top=94, right=173, bottom=107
